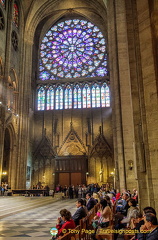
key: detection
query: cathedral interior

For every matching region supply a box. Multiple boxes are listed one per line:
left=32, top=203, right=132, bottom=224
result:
left=0, top=0, right=158, bottom=211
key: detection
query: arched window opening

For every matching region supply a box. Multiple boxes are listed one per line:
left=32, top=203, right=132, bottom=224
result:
left=92, top=83, right=101, bottom=108
left=65, top=85, right=72, bottom=109
left=13, top=2, right=19, bottom=28
left=46, top=86, right=54, bottom=110
left=101, top=83, right=110, bottom=107
left=37, top=86, right=45, bottom=110
left=74, top=84, right=81, bottom=109
left=83, top=84, right=91, bottom=109
left=55, top=86, right=63, bottom=110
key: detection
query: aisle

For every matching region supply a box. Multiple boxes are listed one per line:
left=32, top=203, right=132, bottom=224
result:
left=0, top=196, right=124, bottom=240
left=0, top=196, right=76, bottom=240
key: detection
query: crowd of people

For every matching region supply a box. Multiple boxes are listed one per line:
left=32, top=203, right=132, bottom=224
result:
left=53, top=184, right=158, bottom=240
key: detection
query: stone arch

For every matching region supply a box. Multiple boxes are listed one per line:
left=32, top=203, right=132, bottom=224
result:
left=89, top=133, right=114, bottom=185
left=7, top=68, right=19, bottom=112
left=2, top=124, right=17, bottom=189
left=58, top=123, right=87, bottom=156
left=24, top=0, right=107, bottom=42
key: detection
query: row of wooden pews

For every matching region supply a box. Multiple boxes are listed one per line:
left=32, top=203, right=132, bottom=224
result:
left=59, top=203, right=114, bottom=240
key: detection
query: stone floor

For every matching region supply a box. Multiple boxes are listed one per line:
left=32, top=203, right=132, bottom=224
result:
left=0, top=196, right=124, bottom=240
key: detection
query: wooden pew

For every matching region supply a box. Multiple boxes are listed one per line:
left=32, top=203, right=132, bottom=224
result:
left=95, top=224, right=114, bottom=240
left=58, top=225, right=80, bottom=240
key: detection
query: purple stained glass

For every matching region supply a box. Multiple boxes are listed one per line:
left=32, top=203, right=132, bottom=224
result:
left=39, top=19, right=107, bottom=80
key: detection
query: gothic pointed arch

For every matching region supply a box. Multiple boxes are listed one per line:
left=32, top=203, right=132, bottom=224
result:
left=33, top=134, right=55, bottom=160
left=2, top=123, right=17, bottom=188
left=90, top=132, right=112, bottom=158
left=58, top=123, right=87, bottom=156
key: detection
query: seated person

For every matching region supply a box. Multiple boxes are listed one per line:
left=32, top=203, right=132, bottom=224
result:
left=121, top=199, right=139, bottom=228
left=86, top=193, right=97, bottom=211
left=72, top=199, right=87, bottom=226
left=116, top=192, right=130, bottom=215
left=114, top=199, right=139, bottom=240
left=144, top=213, right=158, bottom=240
left=93, top=199, right=112, bottom=229
left=81, top=198, right=88, bottom=214
left=134, top=207, right=157, bottom=240
left=56, top=209, right=75, bottom=237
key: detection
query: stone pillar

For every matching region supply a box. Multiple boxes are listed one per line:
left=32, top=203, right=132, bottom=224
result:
left=16, top=38, right=33, bottom=189
left=0, top=107, right=5, bottom=186
left=136, top=0, right=158, bottom=209
left=107, top=0, right=126, bottom=191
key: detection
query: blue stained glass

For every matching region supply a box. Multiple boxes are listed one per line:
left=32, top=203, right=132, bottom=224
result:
left=41, top=44, right=46, bottom=50
left=37, top=86, right=45, bottom=110
left=88, top=22, right=94, bottom=28
left=97, top=32, right=103, bottom=38
left=65, top=85, right=72, bottom=109
left=39, top=18, right=107, bottom=80
left=42, top=37, right=48, bottom=43
left=39, top=71, right=50, bottom=80
left=55, top=87, right=63, bottom=109
left=101, top=84, right=110, bottom=107
left=46, top=31, right=52, bottom=36
left=58, top=22, right=64, bottom=27
left=65, top=20, right=72, bottom=25
left=73, top=19, right=80, bottom=25
left=47, top=86, right=54, bottom=110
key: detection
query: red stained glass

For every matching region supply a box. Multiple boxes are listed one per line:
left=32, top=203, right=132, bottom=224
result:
left=13, top=2, right=19, bottom=28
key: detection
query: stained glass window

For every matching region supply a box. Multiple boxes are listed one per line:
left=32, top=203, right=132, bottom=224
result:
left=0, top=0, right=5, bottom=7
left=37, top=18, right=110, bottom=110
left=101, top=83, right=110, bottom=107
left=37, top=82, right=110, bottom=110
left=65, top=85, right=72, bottom=109
left=37, top=86, right=45, bottom=110
left=55, top=86, right=63, bottom=110
left=74, top=85, right=81, bottom=109
left=92, top=84, right=101, bottom=108
left=83, top=84, right=91, bottom=108
left=39, top=19, right=107, bottom=81
left=13, top=2, right=19, bottom=28
left=46, top=86, right=54, bottom=110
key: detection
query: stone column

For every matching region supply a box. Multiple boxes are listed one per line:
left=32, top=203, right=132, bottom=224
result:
left=16, top=38, right=33, bottom=189
left=136, top=0, right=158, bottom=209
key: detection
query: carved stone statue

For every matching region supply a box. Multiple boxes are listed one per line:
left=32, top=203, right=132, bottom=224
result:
left=99, top=169, right=103, bottom=182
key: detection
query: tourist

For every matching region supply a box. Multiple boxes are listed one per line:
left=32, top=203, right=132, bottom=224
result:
left=56, top=209, right=75, bottom=238
left=72, top=199, right=87, bottom=225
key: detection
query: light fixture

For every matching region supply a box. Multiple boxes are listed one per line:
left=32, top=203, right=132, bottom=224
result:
left=128, top=160, right=133, bottom=170
left=2, top=172, right=7, bottom=175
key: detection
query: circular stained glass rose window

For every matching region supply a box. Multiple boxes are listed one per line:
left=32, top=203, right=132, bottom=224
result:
left=39, top=19, right=107, bottom=81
